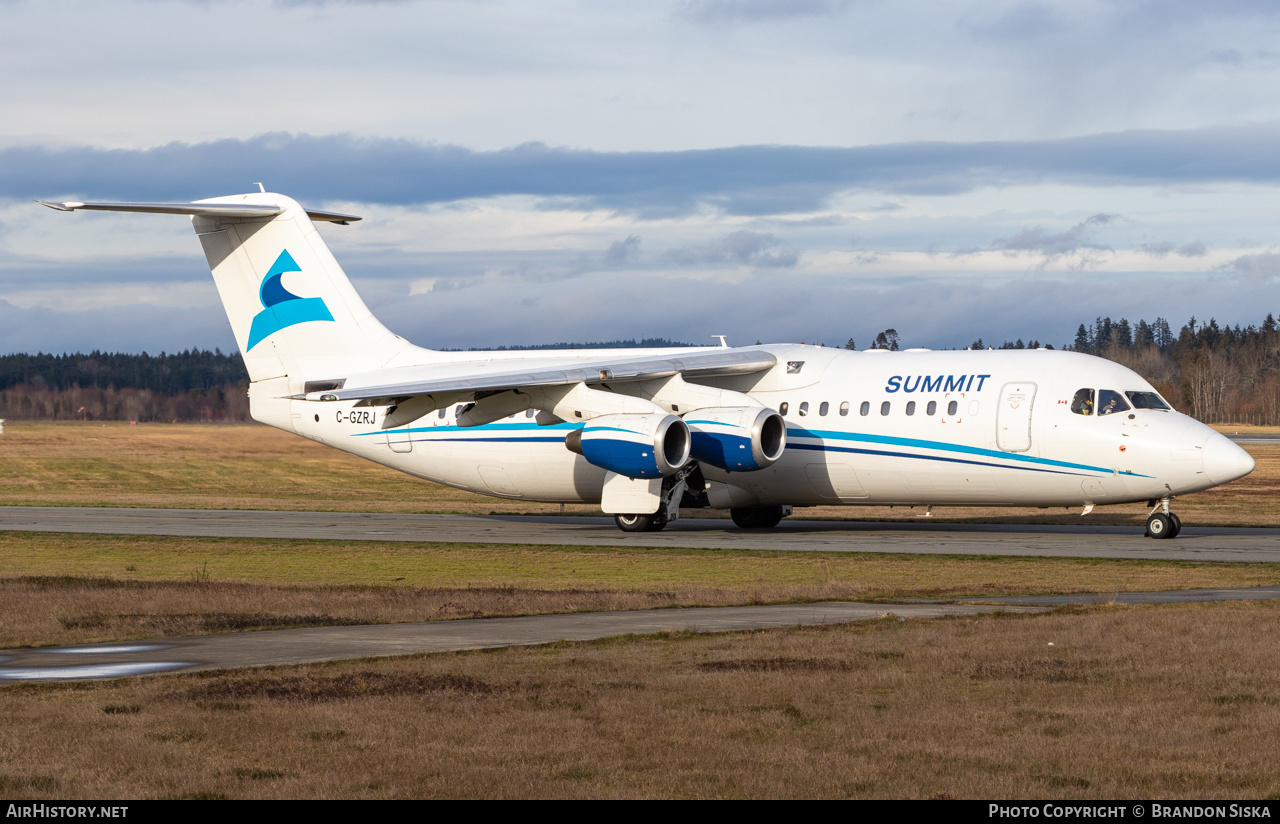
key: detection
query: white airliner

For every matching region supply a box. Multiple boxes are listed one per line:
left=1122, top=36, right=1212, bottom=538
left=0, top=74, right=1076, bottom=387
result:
left=41, top=191, right=1255, bottom=538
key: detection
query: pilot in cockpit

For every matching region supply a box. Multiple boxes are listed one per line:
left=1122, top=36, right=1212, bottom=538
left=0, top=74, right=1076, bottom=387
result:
left=1071, top=388, right=1094, bottom=415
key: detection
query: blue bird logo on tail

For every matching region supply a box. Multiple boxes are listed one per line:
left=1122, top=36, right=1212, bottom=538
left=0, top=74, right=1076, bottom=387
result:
left=247, top=250, right=335, bottom=350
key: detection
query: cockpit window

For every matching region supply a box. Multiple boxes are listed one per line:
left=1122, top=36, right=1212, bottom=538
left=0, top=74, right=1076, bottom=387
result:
left=1070, top=388, right=1095, bottom=416
left=1097, top=389, right=1131, bottom=416
left=1126, top=391, right=1170, bottom=410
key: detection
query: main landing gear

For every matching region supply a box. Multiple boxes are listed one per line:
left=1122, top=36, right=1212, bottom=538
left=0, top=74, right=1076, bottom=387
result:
left=614, top=512, right=666, bottom=533
left=1144, top=497, right=1182, bottom=539
left=730, top=505, right=790, bottom=529
left=612, top=467, right=695, bottom=533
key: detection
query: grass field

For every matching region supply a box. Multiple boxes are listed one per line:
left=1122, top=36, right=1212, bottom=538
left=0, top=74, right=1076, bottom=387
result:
left=3, top=532, right=1279, bottom=648
left=1, top=421, right=1277, bottom=525
left=3, top=602, right=1279, bottom=799
left=2, top=421, right=1279, bottom=798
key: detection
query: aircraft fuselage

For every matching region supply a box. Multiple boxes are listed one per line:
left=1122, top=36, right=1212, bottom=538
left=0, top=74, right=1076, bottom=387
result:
left=280, top=345, right=1251, bottom=510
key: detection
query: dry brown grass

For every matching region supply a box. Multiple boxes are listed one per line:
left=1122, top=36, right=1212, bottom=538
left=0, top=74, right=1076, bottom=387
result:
left=1, top=421, right=1277, bottom=525
left=0, top=576, right=751, bottom=648
left=2, top=601, right=1279, bottom=799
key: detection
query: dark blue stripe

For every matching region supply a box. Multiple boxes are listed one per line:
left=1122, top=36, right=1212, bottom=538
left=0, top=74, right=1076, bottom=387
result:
left=788, top=442, right=1088, bottom=476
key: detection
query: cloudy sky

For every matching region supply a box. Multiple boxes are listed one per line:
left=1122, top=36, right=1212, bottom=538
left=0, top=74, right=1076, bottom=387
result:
left=6, top=0, right=1280, bottom=354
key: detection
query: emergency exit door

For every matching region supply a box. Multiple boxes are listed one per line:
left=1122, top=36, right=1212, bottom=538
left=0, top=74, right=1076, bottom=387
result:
left=996, top=382, right=1036, bottom=452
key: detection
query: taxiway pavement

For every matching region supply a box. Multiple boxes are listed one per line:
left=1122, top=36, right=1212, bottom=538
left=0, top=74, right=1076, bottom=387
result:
left=1, top=506, right=1279, bottom=562
left=5, top=586, right=1279, bottom=681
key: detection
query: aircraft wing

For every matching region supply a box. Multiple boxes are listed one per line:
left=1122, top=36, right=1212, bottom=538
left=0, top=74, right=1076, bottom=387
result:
left=311, top=348, right=777, bottom=404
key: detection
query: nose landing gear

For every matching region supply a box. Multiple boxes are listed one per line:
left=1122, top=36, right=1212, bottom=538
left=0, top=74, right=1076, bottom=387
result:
left=1145, top=498, right=1182, bottom=539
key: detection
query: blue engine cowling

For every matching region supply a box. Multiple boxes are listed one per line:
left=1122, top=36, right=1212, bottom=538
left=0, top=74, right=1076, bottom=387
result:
left=684, top=406, right=786, bottom=471
left=564, top=413, right=691, bottom=478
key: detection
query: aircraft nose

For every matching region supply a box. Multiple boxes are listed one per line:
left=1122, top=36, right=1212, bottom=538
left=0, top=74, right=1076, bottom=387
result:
left=1202, top=433, right=1256, bottom=485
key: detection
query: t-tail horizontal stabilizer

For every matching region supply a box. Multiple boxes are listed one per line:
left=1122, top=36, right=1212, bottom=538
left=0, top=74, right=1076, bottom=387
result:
left=38, top=200, right=361, bottom=224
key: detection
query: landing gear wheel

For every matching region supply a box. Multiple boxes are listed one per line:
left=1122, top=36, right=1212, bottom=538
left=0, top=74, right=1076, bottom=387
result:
left=1168, top=513, right=1182, bottom=538
left=614, top=513, right=668, bottom=533
left=615, top=513, right=655, bottom=533
left=1146, top=512, right=1175, bottom=539
left=753, top=506, right=784, bottom=528
left=730, top=506, right=785, bottom=529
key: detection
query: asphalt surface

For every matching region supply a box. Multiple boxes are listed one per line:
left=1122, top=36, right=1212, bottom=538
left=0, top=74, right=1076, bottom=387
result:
left=1228, top=434, right=1280, bottom=444
left=2, top=506, right=1279, bottom=562
left=0, top=601, right=1040, bottom=681
left=5, top=586, right=1280, bottom=682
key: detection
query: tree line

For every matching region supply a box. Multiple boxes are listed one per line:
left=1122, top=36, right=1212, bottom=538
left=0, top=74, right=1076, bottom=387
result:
left=1067, top=314, right=1280, bottom=424
left=0, top=350, right=250, bottom=422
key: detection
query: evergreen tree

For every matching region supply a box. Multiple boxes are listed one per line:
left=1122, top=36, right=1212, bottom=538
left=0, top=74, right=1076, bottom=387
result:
left=1115, top=318, right=1133, bottom=348
left=1073, top=324, right=1091, bottom=353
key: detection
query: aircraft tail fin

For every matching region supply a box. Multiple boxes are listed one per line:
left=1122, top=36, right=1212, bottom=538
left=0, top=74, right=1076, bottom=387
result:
left=43, top=193, right=423, bottom=385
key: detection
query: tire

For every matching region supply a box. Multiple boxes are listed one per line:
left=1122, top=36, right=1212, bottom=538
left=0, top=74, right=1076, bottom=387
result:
left=730, top=506, right=785, bottom=529
left=615, top=513, right=655, bottom=533
left=1168, top=513, right=1182, bottom=538
left=645, top=514, right=669, bottom=532
left=754, top=506, right=785, bottom=528
left=1146, top=513, right=1174, bottom=539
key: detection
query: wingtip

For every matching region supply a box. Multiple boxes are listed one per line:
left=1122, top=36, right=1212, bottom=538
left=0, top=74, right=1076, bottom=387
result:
left=37, top=200, right=78, bottom=212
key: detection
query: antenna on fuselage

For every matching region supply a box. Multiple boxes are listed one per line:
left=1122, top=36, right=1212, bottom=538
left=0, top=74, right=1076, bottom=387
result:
left=712, top=335, right=728, bottom=348
left=253, top=182, right=266, bottom=193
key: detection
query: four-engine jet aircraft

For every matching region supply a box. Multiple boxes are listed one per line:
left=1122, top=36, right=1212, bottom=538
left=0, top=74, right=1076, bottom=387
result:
left=41, top=192, right=1255, bottom=537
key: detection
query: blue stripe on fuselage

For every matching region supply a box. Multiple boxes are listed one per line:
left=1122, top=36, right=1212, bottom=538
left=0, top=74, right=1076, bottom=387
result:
left=349, top=420, right=1149, bottom=478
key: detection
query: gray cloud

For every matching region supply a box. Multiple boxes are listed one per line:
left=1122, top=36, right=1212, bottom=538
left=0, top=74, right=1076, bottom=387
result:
left=14, top=125, right=1280, bottom=218
left=968, top=4, right=1063, bottom=39
left=992, top=213, right=1117, bottom=266
left=1141, top=240, right=1207, bottom=258
left=0, top=298, right=234, bottom=356
left=2, top=249, right=1273, bottom=356
left=678, top=0, right=850, bottom=24
left=663, top=231, right=799, bottom=268
left=1230, top=252, right=1280, bottom=280
left=604, top=235, right=642, bottom=266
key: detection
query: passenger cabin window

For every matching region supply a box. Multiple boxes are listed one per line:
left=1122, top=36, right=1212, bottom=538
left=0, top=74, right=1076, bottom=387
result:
left=819, top=401, right=829, bottom=416
left=779, top=402, right=789, bottom=415
left=438, top=409, right=448, bottom=419
left=860, top=401, right=870, bottom=416
left=1126, top=391, right=1170, bottom=410
left=906, top=401, right=916, bottom=416
left=880, top=401, right=891, bottom=416
left=840, top=401, right=850, bottom=416
left=799, top=401, right=809, bottom=417
left=947, top=400, right=958, bottom=416
left=1097, top=389, right=1131, bottom=416
left=926, top=400, right=937, bottom=416
left=1071, top=388, right=1095, bottom=416
left=525, top=409, right=536, bottom=418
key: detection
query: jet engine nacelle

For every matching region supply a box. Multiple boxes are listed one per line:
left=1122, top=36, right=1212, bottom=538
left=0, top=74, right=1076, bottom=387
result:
left=565, top=412, right=691, bottom=479
left=684, top=406, right=787, bottom=471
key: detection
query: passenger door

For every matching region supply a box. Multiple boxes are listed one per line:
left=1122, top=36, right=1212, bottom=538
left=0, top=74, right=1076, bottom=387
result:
left=996, top=382, right=1037, bottom=452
